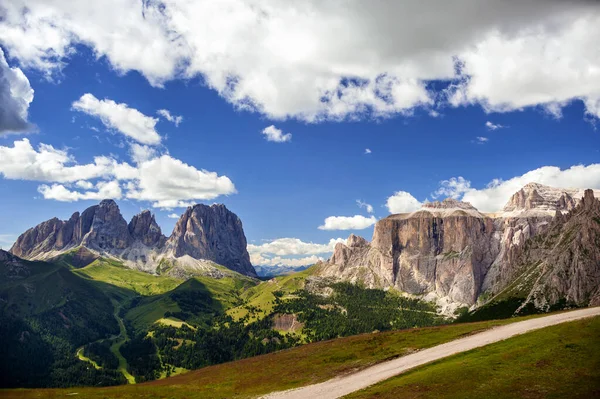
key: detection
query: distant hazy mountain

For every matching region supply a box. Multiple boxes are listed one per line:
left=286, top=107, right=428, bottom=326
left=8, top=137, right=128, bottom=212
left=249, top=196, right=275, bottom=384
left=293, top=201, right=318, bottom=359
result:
left=254, top=264, right=311, bottom=278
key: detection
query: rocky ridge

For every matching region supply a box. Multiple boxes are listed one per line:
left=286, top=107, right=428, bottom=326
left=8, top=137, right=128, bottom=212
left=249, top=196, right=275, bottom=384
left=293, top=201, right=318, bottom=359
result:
left=10, top=200, right=257, bottom=278
left=317, top=184, right=600, bottom=313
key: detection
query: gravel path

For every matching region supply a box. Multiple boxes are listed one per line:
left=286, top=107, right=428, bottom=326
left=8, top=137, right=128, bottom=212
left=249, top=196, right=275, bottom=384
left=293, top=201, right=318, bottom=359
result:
left=262, top=307, right=600, bottom=399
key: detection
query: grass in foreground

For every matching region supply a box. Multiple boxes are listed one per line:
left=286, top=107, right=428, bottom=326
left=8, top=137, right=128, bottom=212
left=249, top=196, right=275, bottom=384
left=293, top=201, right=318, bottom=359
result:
left=346, top=316, right=600, bottom=399
left=3, top=315, right=547, bottom=398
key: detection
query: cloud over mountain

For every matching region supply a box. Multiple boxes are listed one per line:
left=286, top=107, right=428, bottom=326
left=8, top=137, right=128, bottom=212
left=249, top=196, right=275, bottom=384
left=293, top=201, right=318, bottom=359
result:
left=2, top=1, right=599, bottom=122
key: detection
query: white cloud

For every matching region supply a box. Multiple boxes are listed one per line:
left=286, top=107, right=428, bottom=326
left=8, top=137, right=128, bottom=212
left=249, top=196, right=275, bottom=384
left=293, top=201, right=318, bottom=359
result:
left=318, top=215, right=376, bottom=230
left=157, top=109, right=183, bottom=127
left=460, top=164, right=600, bottom=212
left=434, top=177, right=472, bottom=199
left=386, top=191, right=422, bottom=214
left=38, top=180, right=122, bottom=202
left=0, top=47, right=34, bottom=134
left=262, top=125, right=292, bottom=143
left=125, top=155, right=236, bottom=208
left=247, top=237, right=345, bottom=257
left=167, top=213, right=180, bottom=219
left=0, top=139, right=137, bottom=183
left=356, top=200, right=374, bottom=214
left=0, top=139, right=236, bottom=209
left=364, top=148, right=372, bottom=154
left=449, top=13, right=600, bottom=116
left=72, top=94, right=161, bottom=145
left=248, top=237, right=345, bottom=267
left=485, top=121, right=504, bottom=130
left=3, top=2, right=598, bottom=122
left=475, top=136, right=489, bottom=144
left=129, top=143, right=158, bottom=164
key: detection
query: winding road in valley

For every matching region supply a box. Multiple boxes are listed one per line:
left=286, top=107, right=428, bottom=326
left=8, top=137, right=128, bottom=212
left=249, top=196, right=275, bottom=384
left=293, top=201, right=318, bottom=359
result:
left=75, top=300, right=136, bottom=384
left=262, top=307, right=600, bottom=399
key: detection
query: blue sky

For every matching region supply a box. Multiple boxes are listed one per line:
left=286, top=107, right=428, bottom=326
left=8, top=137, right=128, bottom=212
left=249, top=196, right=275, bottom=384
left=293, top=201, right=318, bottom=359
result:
left=0, top=1, right=599, bottom=266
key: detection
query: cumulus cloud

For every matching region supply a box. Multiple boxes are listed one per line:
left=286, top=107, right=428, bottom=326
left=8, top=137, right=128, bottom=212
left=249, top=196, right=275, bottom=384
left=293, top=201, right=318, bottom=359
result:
left=318, top=215, right=376, bottom=230
left=0, top=139, right=137, bottom=182
left=434, top=176, right=472, bottom=199
left=364, top=148, right=372, bottom=154
left=386, top=191, right=422, bottom=213
left=157, top=109, right=183, bottom=126
left=485, top=121, right=504, bottom=130
left=125, top=155, right=236, bottom=208
left=262, top=125, right=292, bottom=143
left=129, top=143, right=158, bottom=164
left=38, top=180, right=123, bottom=202
left=0, top=139, right=236, bottom=208
left=475, top=136, right=489, bottom=144
left=0, top=48, right=34, bottom=134
left=248, top=237, right=345, bottom=267
left=460, top=164, right=600, bottom=212
left=356, top=200, right=374, bottom=214
left=72, top=94, right=161, bottom=145
left=167, top=213, right=180, bottom=219
left=2, top=1, right=598, bottom=121
left=247, top=237, right=345, bottom=257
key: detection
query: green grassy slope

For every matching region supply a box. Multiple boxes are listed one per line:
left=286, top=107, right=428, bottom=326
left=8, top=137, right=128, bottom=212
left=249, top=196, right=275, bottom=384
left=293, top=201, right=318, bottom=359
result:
left=2, top=314, right=555, bottom=398
left=0, top=255, right=124, bottom=388
left=228, top=266, right=316, bottom=321
left=346, top=316, right=600, bottom=399
left=73, top=258, right=182, bottom=297
left=125, top=273, right=256, bottom=332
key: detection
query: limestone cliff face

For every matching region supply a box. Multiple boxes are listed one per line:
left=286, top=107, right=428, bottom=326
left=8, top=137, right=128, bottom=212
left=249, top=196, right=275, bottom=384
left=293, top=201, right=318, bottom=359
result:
left=10, top=201, right=257, bottom=278
left=163, top=204, right=256, bottom=277
left=322, top=199, right=497, bottom=304
left=492, top=190, right=600, bottom=308
left=318, top=184, right=600, bottom=308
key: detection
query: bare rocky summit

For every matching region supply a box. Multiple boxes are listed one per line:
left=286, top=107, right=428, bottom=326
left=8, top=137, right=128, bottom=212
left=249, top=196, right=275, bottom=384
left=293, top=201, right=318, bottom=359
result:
left=10, top=200, right=257, bottom=278
left=163, top=204, right=256, bottom=277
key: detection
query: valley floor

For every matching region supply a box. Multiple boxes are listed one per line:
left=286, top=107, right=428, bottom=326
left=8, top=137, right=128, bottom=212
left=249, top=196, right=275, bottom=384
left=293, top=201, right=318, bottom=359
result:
left=3, top=308, right=599, bottom=399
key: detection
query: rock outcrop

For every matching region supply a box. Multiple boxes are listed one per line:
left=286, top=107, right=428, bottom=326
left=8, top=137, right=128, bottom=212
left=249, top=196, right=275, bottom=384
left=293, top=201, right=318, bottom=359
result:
left=491, top=189, right=600, bottom=308
left=163, top=204, right=256, bottom=277
left=128, top=210, right=166, bottom=247
left=10, top=201, right=257, bottom=278
left=317, top=184, right=600, bottom=311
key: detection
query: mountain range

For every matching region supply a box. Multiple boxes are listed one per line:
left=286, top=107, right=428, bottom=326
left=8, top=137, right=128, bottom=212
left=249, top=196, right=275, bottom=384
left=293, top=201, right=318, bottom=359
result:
left=10, top=200, right=257, bottom=278
left=2, top=183, right=599, bottom=388
left=316, top=183, right=600, bottom=314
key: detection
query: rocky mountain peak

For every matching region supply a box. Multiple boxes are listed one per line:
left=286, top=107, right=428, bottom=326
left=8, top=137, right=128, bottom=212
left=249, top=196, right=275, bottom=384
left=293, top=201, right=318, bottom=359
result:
left=128, top=210, right=165, bottom=247
left=503, top=182, right=583, bottom=213
left=347, top=234, right=368, bottom=247
left=165, top=203, right=256, bottom=277
left=423, top=198, right=477, bottom=210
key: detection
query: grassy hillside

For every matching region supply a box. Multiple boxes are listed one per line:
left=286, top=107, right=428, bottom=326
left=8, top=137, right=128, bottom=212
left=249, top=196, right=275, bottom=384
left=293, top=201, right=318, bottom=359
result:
left=0, top=254, right=125, bottom=388
left=346, top=316, right=600, bottom=399
left=125, top=273, right=256, bottom=331
left=74, top=258, right=183, bottom=297
left=1, top=314, right=554, bottom=398
left=228, top=266, right=315, bottom=321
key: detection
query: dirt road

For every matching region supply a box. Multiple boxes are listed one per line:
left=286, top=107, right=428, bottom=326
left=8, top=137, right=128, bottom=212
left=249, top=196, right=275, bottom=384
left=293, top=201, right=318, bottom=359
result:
left=262, top=307, right=600, bottom=399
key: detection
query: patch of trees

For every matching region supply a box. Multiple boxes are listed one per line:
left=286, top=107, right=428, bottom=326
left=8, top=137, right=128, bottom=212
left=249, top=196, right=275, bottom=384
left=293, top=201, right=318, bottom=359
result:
left=273, top=282, right=440, bottom=341
left=84, top=341, right=119, bottom=369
